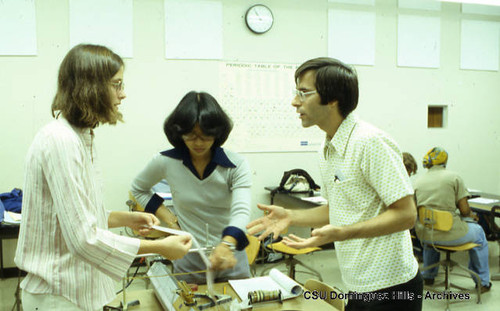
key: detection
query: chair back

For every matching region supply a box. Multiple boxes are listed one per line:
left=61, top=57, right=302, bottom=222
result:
left=304, top=279, right=345, bottom=310
left=267, top=241, right=321, bottom=255
left=491, top=205, right=500, bottom=233
left=245, top=234, right=261, bottom=265
left=418, top=206, right=453, bottom=232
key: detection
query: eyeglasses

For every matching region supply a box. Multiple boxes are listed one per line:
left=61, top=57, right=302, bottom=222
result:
left=110, top=80, right=125, bottom=92
left=182, top=133, right=214, bottom=142
left=293, top=89, right=317, bottom=102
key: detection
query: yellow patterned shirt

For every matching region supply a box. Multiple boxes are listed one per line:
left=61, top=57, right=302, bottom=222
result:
left=319, top=113, right=418, bottom=293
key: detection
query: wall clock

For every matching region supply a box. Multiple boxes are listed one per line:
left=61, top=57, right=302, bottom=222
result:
left=245, top=4, right=274, bottom=34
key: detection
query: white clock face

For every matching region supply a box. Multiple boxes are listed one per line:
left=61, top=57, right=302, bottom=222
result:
left=246, top=5, right=273, bottom=34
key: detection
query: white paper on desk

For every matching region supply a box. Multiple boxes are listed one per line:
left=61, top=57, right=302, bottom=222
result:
left=301, top=196, right=328, bottom=205
left=3, top=211, right=21, bottom=225
left=229, top=268, right=303, bottom=305
left=468, top=197, right=500, bottom=204
left=467, top=188, right=481, bottom=193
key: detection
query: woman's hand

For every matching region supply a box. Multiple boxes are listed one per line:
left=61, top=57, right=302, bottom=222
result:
left=156, top=235, right=192, bottom=260
left=126, top=211, right=160, bottom=236
left=209, top=243, right=237, bottom=270
left=246, top=204, right=292, bottom=241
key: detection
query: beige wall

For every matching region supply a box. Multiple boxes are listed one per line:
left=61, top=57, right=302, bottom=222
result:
left=1, top=0, right=499, bottom=268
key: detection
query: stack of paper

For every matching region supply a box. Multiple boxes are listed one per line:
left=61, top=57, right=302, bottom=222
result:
left=3, top=211, right=21, bottom=225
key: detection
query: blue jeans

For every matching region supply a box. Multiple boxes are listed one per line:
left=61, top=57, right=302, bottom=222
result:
left=421, top=222, right=490, bottom=286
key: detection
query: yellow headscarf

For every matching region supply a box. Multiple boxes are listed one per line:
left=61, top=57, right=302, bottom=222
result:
left=423, top=147, right=448, bottom=168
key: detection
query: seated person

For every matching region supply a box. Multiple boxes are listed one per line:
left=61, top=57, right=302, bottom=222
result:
left=403, top=152, right=422, bottom=261
left=403, top=152, right=417, bottom=177
left=131, top=91, right=252, bottom=284
left=414, top=147, right=491, bottom=292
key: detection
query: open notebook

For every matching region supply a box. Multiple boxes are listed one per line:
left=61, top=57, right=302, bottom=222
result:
left=229, top=268, right=303, bottom=307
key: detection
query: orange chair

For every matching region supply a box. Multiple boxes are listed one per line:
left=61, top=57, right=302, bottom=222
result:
left=304, top=279, right=345, bottom=310
left=245, top=234, right=261, bottom=277
left=261, top=240, right=322, bottom=281
left=418, top=206, right=482, bottom=308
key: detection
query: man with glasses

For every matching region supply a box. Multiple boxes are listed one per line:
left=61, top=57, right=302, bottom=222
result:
left=248, top=57, right=422, bottom=311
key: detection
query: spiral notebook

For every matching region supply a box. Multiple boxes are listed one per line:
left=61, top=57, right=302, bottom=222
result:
left=228, top=268, right=303, bottom=306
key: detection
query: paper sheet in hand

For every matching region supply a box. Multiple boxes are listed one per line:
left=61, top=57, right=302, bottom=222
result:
left=151, top=225, right=191, bottom=236
left=151, top=225, right=215, bottom=296
left=229, top=268, right=303, bottom=304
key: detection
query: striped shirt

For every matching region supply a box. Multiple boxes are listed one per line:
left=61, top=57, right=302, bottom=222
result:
left=319, top=113, right=418, bottom=293
left=15, top=117, right=139, bottom=311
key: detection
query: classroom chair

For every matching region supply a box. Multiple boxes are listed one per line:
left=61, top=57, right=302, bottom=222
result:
left=304, top=279, right=345, bottom=310
left=245, top=234, right=261, bottom=277
left=261, top=240, right=322, bottom=282
left=487, top=205, right=500, bottom=281
left=418, top=206, right=482, bottom=308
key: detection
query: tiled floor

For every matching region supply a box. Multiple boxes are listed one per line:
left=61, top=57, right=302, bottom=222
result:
left=1, top=240, right=499, bottom=311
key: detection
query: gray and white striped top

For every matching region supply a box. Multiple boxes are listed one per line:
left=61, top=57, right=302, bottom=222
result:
left=15, top=117, right=139, bottom=310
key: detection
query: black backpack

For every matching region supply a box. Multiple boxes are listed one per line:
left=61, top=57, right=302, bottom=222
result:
left=275, top=169, right=320, bottom=195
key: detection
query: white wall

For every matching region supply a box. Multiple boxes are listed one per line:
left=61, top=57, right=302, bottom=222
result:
left=1, top=0, right=500, bottom=268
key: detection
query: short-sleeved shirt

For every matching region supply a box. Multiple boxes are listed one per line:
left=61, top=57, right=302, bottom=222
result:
left=319, top=113, right=418, bottom=293
left=414, top=166, right=470, bottom=242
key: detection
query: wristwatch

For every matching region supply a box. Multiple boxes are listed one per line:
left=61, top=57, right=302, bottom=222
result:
left=221, top=240, right=237, bottom=252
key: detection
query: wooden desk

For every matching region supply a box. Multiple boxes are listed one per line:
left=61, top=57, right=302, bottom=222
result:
left=109, top=282, right=338, bottom=310
left=0, top=223, right=20, bottom=278
left=468, top=192, right=500, bottom=281
left=468, top=192, right=500, bottom=215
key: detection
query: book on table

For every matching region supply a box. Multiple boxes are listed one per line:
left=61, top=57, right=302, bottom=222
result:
left=228, top=268, right=303, bottom=306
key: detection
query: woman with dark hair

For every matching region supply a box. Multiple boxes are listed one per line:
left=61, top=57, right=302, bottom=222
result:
left=131, top=91, right=252, bottom=284
left=15, top=44, right=192, bottom=311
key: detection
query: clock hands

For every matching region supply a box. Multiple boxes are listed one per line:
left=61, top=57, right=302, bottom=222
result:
left=254, top=8, right=262, bottom=21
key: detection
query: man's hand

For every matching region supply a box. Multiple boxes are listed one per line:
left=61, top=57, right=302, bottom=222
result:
left=209, top=243, right=237, bottom=270
left=282, top=224, right=344, bottom=248
left=127, top=212, right=160, bottom=236
left=246, top=204, right=292, bottom=241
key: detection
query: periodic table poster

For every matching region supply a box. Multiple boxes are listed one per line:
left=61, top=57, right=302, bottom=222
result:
left=219, top=62, right=323, bottom=152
